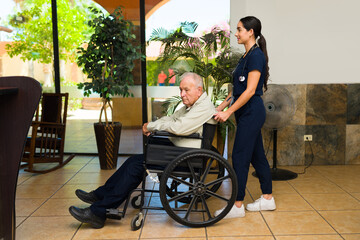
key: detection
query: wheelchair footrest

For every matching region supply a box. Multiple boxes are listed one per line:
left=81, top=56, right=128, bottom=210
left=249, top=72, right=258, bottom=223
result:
left=106, top=208, right=122, bottom=220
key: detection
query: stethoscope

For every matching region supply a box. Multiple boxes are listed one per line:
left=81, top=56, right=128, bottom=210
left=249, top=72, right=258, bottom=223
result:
left=228, top=44, right=258, bottom=105
left=235, top=44, right=258, bottom=82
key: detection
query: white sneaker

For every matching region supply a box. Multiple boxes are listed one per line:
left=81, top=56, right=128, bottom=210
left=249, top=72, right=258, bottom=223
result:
left=246, top=195, right=276, bottom=211
left=215, top=204, right=245, bottom=219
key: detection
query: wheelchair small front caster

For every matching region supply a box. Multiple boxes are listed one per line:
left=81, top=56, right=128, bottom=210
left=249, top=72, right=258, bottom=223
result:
left=131, top=212, right=144, bottom=231
left=131, top=195, right=142, bottom=209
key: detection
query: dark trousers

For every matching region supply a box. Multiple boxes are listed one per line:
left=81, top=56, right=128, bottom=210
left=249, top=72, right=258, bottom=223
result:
left=90, top=154, right=145, bottom=219
left=89, top=138, right=174, bottom=219
left=232, top=96, right=272, bottom=201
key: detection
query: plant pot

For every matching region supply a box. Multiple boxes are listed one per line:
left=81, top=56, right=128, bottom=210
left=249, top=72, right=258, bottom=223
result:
left=94, top=122, right=122, bottom=170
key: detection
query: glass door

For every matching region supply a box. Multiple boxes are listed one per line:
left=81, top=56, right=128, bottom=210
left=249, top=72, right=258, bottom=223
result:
left=60, top=0, right=144, bottom=155
left=145, top=0, right=230, bottom=121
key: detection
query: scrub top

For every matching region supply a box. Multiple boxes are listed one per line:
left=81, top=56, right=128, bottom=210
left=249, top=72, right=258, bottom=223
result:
left=232, top=46, right=266, bottom=98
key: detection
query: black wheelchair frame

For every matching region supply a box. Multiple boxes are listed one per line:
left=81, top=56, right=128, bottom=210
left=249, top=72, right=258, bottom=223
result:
left=105, top=123, right=238, bottom=230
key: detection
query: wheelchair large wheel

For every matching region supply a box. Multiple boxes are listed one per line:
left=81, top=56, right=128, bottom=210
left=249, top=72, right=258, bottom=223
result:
left=159, top=149, right=237, bottom=228
left=165, top=146, right=224, bottom=204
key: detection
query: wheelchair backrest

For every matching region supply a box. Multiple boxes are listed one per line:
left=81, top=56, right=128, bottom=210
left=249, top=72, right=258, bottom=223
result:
left=201, top=123, right=217, bottom=150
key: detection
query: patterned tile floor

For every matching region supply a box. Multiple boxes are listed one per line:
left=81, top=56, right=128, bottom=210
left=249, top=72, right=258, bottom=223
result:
left=17, top=114, right=360, bottom=239
left=16, top=154, right=360, bottom=239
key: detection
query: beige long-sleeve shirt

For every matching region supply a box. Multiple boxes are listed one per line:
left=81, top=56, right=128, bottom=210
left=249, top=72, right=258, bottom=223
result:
left=147, top=92, right=217, bottom=148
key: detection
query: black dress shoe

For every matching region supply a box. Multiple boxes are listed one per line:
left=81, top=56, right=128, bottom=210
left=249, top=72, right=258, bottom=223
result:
left=75, top=189, right=99, bottom=204
left=69, top=206, right=105, bottom=229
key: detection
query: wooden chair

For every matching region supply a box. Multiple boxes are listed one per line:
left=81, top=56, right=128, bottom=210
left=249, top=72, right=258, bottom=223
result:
left=22, top=93, right=75, bottom=173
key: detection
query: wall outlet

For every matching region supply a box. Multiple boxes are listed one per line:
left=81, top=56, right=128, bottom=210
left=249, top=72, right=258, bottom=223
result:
left=304, top=135, right=312, bottom=141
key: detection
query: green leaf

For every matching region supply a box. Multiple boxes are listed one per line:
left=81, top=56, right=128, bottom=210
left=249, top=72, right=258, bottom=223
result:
left=75, top=6, right=144, bottom=101
left=6, top=0, right=101, bottom=65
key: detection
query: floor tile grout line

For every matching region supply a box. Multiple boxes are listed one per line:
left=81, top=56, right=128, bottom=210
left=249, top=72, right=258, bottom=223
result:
left=70, top=222, right=83, bottom=240
left=15, top=217, right=27, bottom=229
left=205, top=234, right=274, bottom=239
left=205, top=224, right=208, bottom=240
left=317, top=209, right=360, bottom=212
left=315, top=211, right=353, bottom=240
left=346, top=192, right=360, bottom=203
left=236, top=180, right=275, bottom=238
left=140, top=238, right=205, bottom=239
left=15, top=155, right=96, bottom=229
left=17, top=171, right=38, bottom=186
left=257, top=209, right=359, bottom=213
left=286, top=177, right=346, bottom=237
left=245, top=187, right=255, bottom=202
left=311, top=168, right=360, bottom=211
left=137, top=209, right=148, bottom=239
left=258, top=210, right=276, bottom=239
left=246, top=179, right=276, bottom=238
left=312, top=167, right=360, bottom=203
left=138, top=181, right=157, bottom=239
left=244, top=183, right=274, bottom=235
left=225, top=169, right=357, bottom=238
left=16, top=162, right=360, bottom=238
left=273, top=233, right=345, bottom=238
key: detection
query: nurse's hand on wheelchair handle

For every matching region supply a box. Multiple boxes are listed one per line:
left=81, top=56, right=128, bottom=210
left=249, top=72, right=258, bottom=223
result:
left=215, top=106, right=223, bottom=112
left=213, top=111, right=231, bottom=123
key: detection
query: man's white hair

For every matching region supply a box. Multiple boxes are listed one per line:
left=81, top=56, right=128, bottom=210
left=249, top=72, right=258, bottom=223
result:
left=180, top=72, right=203, bottom=89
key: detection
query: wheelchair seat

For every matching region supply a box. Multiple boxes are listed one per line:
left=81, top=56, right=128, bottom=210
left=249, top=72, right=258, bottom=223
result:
left=145, top=123, right=216, bottom=169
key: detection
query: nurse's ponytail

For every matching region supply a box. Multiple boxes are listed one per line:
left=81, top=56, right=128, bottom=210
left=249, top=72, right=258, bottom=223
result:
left=257, top=34, right=269, bottom=91
left=240, top=16, right=269, bottom=91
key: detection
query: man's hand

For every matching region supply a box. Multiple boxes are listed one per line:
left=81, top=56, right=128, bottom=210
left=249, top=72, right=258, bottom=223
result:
left=142, top=122, right=151, bottom=136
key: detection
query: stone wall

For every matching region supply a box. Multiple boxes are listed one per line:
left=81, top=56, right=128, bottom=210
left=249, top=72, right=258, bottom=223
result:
left=255, top=84, right=360, bottom=166
left=134, top=83, right=360, bottom=166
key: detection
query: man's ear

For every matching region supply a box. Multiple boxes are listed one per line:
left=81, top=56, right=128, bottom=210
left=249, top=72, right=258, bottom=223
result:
left=198, top=86, right=203, bottom=96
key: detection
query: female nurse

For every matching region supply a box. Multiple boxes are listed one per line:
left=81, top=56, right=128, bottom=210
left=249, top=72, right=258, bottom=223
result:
left=213, top=16, right=276, bottom=218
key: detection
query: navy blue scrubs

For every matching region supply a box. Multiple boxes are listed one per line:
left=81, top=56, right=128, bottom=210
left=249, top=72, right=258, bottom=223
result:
left=232, top=46, right=272, bottom=201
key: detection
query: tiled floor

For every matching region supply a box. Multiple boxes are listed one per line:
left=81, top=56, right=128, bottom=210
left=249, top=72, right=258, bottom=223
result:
left=16, top=155, right=360, bottom=240
left=65, top=119, right=143, bottom=154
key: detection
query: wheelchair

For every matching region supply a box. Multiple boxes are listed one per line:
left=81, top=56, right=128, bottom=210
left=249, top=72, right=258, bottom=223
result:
left=106, top=123, right=238, bottom=230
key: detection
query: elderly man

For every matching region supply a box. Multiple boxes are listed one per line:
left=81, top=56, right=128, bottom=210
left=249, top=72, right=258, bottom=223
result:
left=69, top=72, right=216, bottom=228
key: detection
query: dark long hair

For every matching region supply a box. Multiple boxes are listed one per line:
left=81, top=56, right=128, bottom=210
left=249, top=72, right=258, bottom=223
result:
left=240, top=16, right=269, bottom=91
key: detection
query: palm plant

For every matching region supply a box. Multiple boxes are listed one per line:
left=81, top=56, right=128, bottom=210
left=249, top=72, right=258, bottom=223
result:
left=149, top=22, right=241, bottom=140
left=149, top=22, right=231, bottom=98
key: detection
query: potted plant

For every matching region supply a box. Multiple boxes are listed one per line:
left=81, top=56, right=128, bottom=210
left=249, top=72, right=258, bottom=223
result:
left=77, top=7, right=143, bottom=169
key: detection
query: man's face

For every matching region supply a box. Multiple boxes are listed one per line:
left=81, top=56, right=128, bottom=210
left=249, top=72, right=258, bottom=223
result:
left=179, top=77, right=202, bottom=107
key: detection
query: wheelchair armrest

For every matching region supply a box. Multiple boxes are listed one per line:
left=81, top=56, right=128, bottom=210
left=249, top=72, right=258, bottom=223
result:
left=152, top=131, right=202, bottom=139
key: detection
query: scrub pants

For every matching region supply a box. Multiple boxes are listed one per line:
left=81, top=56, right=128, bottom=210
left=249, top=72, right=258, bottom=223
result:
left=232, top=95, right=272, bottom=201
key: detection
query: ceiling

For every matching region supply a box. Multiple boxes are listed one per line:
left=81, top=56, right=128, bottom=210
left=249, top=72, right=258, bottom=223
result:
left=94, top=0, right=167, bottom=21
left=10, top=0, right=167, bottom=22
